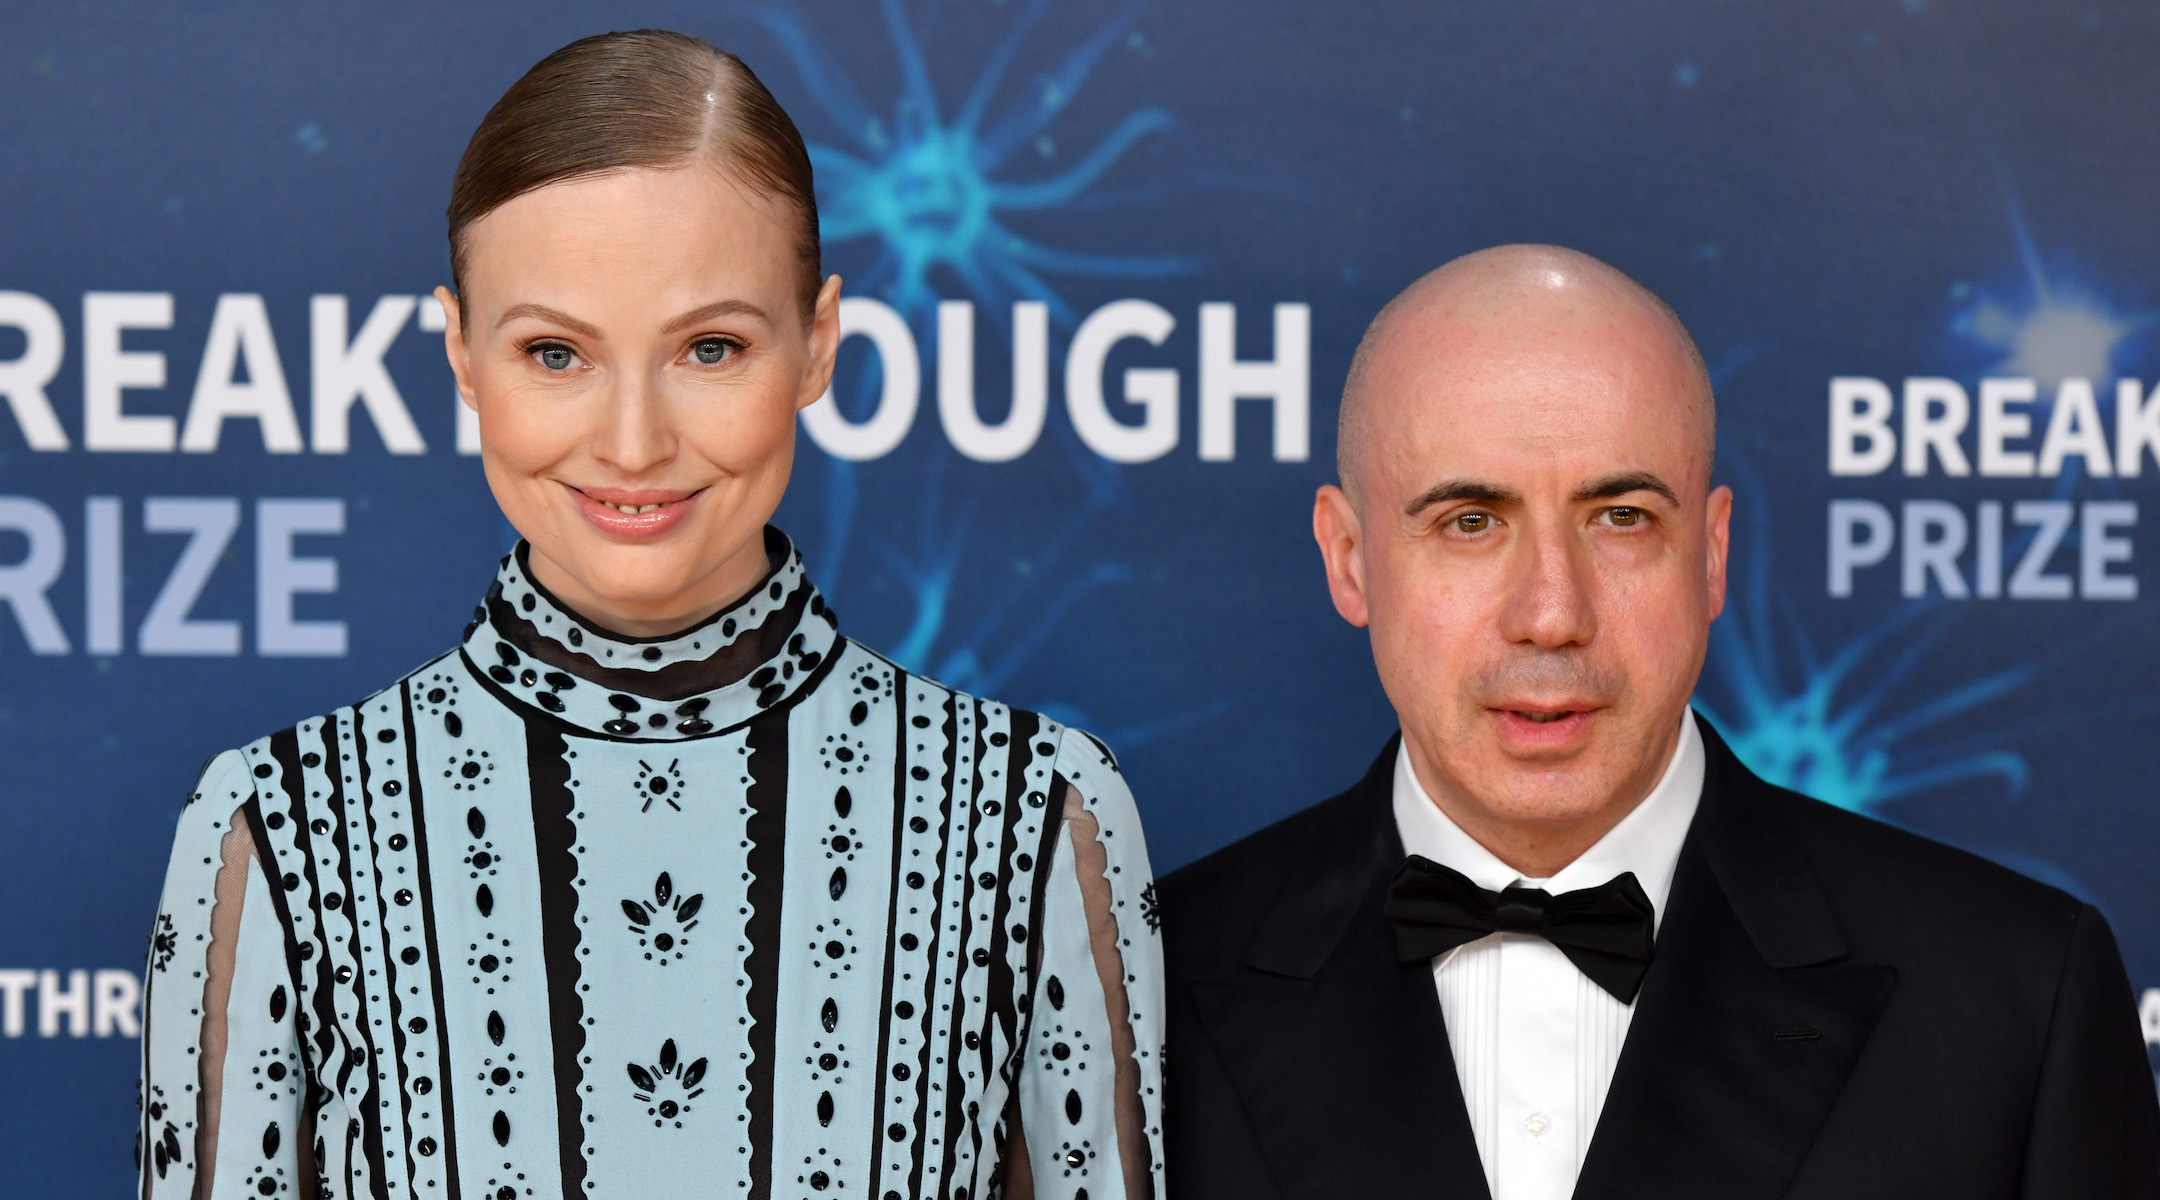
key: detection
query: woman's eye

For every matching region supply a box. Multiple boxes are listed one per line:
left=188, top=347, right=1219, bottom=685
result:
left=690, top=338, right=735, bottom=365
left=533, top=344, right=577, bottom=372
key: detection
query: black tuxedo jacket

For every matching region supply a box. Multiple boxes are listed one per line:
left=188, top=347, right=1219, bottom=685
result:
left=1160, top=719, right=2159, bottom=1198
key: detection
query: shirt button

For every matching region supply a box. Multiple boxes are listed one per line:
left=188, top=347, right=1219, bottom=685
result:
left=1523, top=1112, right=1551, bottom=1138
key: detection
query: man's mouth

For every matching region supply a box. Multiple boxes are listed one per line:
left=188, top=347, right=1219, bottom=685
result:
left=1513, top=710, right=1579, bottom=724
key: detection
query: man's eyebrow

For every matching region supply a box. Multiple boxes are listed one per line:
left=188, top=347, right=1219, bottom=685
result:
left=1572, top=471, right=1679, bottom=506
left=496, top=303, right=601, bottom=339
left=661, top=299, right=770, bottom=335
left=1404, top=478, right=1521, bottom=516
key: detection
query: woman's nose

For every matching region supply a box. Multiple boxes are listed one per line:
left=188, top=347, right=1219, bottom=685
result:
left=591, top=368, right=676, bottom=474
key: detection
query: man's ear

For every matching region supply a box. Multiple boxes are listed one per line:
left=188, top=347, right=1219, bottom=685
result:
left=797, top=274, right=844, bottom=412
left=435, top=286, right=478, bottom=414
left=1703, top=484, right=1733, bottom=621
left=1313, top=484, right=1372, bottom=628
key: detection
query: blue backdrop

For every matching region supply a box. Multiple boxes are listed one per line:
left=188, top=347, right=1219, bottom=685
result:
left=4, top=1, right=2158, bottom=1192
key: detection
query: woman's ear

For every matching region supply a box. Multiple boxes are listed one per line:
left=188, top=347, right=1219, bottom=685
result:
left=435, top=285, right=478, bottom=413
left=797, top=274, right=844, bottom=412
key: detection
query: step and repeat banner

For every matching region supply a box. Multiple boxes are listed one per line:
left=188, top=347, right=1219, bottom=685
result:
left=4, top=0, right=2159, bottom=1190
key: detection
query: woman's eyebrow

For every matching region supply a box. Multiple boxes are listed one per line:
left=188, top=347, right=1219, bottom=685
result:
left=496, top=303, right=601, bottom=338
left=662, top=299, right=769, bottom=334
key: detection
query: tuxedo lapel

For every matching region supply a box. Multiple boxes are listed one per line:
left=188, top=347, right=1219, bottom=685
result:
left=1575, top=719, right=1898, bottom=1199
left=1186, top=741, right=1492, bottom=1200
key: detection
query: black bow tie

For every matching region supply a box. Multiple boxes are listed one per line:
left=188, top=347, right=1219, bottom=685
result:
left=1385, top=855, right=1658, bottom=1003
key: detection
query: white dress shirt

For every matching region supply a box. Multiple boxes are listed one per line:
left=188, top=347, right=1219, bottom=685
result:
left=1392, top=711, right=1705, bottom=1200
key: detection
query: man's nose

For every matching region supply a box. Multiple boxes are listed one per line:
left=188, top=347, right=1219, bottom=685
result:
left=1495, top=520, right=1597, bottom=649
left=591, top=368, right=676, bottom=475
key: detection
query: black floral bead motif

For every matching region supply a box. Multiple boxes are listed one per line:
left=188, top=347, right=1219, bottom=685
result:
left=636, top=759, right=684, bottom=813
left=1140, top=882, right=1161, bottom=933
left=623, top=872, right=703, bottom=963
left=627, top=1038, right=709, bottom=1128
left=465, top=824, right=500, bottom=881
left=149, top=913, right=178, bottom=972
left=447, top=748, right=494, bottom=791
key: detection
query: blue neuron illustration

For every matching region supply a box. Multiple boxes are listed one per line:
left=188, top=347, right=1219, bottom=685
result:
left=1691, top=453, right=2121, bottom=901
left=1693, top=453, right=2036, bottom=815
left=1697, top=186, right=2160, bottom=904
left=734, top=0, right=1209, bottom=744
left=738, top=0, right=1197, bottom=321
left=1946, top=189, right=2157, bottom=392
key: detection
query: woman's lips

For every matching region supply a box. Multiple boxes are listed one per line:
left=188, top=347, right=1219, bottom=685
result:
left=564, top=484, right=701, bottom=540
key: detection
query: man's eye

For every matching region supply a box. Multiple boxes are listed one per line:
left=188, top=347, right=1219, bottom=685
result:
left=690, top=338, right=735, bottom=365
left=533, top=344, right=577, bottom=371
left=1605, top=507, right=1641, bottom=527
left=1453, top=512, right=1492, bottom=533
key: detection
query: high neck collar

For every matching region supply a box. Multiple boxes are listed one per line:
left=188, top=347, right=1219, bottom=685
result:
left=461, top=526, right=841, bottom=740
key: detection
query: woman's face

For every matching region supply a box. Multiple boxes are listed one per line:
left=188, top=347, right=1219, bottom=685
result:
left=439, top=166, right=841, bottom=637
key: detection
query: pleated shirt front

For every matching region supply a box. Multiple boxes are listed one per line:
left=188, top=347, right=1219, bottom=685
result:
left=139, top=530, right=1164, bottom=1200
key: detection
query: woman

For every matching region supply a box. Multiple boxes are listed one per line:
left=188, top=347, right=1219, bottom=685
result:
left=139, top=31, right=1162, bottom=1200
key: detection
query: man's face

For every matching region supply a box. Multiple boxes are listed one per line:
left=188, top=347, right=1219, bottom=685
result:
left=1317, top=274, right=1730, bottom=854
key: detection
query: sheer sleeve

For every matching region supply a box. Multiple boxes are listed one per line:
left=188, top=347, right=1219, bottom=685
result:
left=1008, top=730, right=1165, bottom=1200
left=140, top=750, right=311, bottom=1199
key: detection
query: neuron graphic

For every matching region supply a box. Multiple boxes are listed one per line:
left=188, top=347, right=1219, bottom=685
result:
left=737, top=0, right=1208, bottom=743
left=1698, top=191, right=2157, bottom=902
left=1693, top=453, right=2036, bottom=815
left=742, top=0, right=1196, bottom=320
left=1947, top=191, right=2157, bottom=392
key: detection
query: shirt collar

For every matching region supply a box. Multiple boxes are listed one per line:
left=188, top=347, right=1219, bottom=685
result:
left=1391, top=710, right=1705, bottom=930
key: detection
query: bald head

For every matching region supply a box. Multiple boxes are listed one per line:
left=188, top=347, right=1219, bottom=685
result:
left=1312, top=245, right=1733, bottom=878
left=1338, top=245, right=1714, bottom=502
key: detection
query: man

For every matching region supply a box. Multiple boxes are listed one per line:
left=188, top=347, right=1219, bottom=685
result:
left=1160, top=245, right=2159, bottom=1199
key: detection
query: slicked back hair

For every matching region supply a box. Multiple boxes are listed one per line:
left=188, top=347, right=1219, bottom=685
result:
left=446, top=29, right=821, bottom=324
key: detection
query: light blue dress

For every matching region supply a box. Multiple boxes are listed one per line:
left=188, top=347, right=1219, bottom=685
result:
left=139, top=529, right=1164, bottom=1200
